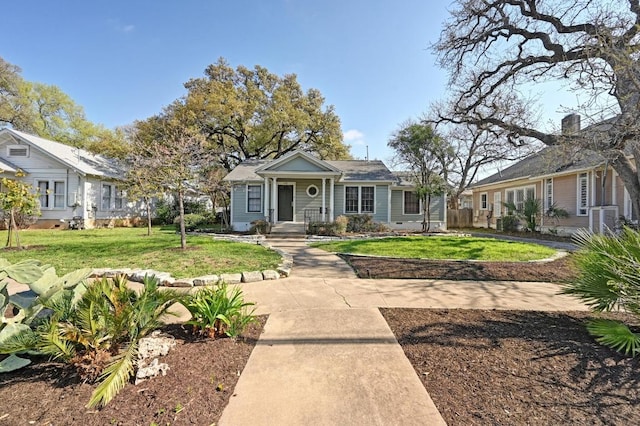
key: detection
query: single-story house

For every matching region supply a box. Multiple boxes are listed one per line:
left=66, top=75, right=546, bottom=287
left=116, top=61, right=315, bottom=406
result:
left=223, top=150, right=446, bottom=232
left=469, top=115, right=636, bottom=235
left=0, top=128, right=144, bottom=229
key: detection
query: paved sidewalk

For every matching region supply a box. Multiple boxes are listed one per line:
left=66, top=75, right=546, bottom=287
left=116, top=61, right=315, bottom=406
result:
left=217, top=238, right=587, bottom=425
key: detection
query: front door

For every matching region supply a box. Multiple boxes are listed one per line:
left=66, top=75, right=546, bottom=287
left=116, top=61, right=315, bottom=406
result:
left=278, top=185, right=294, bottom=221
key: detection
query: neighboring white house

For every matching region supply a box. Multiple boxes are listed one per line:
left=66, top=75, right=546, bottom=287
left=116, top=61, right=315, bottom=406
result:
left=0, top=128, right=145, bottom=229
left=223, top=150, right=447, bottom=232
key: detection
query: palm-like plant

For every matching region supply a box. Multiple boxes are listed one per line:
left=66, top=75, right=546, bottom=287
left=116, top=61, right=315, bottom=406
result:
left=562, top=228, right=640, bottom=357
left=35, top=274, right=182, bottom=407
left=184, top=282, right=256, bottom=339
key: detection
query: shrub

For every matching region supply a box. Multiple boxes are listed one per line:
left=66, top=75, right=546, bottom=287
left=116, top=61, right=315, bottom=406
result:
left=2, top=273, right=183, bottom=407
left=501, top=214, right=519, bottom=232
left=183, top=282, right=256, bottom=339
left=174, top=213, right=206, bottom=231
left=334, top=215, right=348, bottom=234
left=249, top=219, right=270, bottom=235
left=562, top=228, right=640, bottom=357
left=345, top=214, right=387, bottom=233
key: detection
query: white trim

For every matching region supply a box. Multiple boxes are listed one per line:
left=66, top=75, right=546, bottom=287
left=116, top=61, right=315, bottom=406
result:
left=263, top=177, right=269, bottom=218
left=402, top=190, right=421, bottom=215
left=246, top=183, right=263, bottom=213
left=493, top=191, right=502, bottom=217
left=329, top=178, right=335, bottom=221
left=321, top=180, right=326, bottom=221
left=307, top=184, right=319, bottom=198
left=344, top=184, right=376, bottom=215
left=277, top=182, right=296, bottom=221
left=7, top=144, right=29, bottom=158
left=577, top=172, right=589, bottom=216
left=612, top=170, right=617, bottom=205
left=505, top=185, right=536, bottom=213
left=480, top=192, right=488, bottom=210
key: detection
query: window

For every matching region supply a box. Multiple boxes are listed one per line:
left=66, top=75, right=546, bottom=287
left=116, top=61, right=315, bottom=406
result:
left=345, top=186, right=359, bottom=213
left=545, top=178, right=553, bottom=211
left=361, top=186, right=374, bottom=213
left=7, top=145, right=28, bottom=157
left=38, top=181, right=49, bottom=208
left=505, top=186, right=535, bottom=213
left=306, top=185, right=319, bottom=198
left=345, top=186, right=375, bottom=214
left=404, top=191, right=420, bottom=215
left=480, top=193, right=488, bottom=210
left=247, top=185, right=262, bottom=212
left=115, top=188, right=125, bottom=209
left=102, top=184, right=112, bottom=210
left=493, top=192, right=502, bottom=216
left=53, top=181, right=65, bottom=208
left=577, top=172, right=589, bottom=216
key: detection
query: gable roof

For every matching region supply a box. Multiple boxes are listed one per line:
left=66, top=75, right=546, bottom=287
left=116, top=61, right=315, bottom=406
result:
left=0, top=128, right=124, bottom=179
left=255, top=150, right=342, bottom=174
left=224, top=151, right=397, bottom=183
left=472, top=145, right=606, bottom=188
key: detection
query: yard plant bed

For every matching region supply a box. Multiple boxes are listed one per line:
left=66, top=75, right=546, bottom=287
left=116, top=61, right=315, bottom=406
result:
left=381, top=308, right=640, bottom=425
left=341, top=254, right=577, bottom=282
left=0, top=316, right=266, bottom=426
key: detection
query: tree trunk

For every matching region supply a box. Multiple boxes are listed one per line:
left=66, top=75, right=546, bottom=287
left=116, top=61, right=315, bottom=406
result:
left=426, top=194, right=432, bottom=232
left=5, top=209, right=12, bottom=248
left=10, top=209, right=19, bottom=249
left=178, top=190, right=187, bottom=250
left=145, top=196, right=152, bottom=236
left=611, top=156, right=640, bottom=220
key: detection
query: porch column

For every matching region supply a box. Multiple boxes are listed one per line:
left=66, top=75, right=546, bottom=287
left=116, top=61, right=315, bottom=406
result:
left=263, top=177, right=270, bottom=222
left=272, top=177, right=278, bottom=222
left=329, top=178, right=335, bottom=221
left=322, top=178, right=326, bottom=222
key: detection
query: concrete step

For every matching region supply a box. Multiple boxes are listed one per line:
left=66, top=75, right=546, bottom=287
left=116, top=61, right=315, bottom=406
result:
left=270, top=222, right=306, bottom=235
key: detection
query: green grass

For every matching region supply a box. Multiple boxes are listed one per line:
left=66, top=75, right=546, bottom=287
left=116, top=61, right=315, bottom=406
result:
left=0, top=227, right=281, bottom=278
left=310, top=236, right=557, bottom=261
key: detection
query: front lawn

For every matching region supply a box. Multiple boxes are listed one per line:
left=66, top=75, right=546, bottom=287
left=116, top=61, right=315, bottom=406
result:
left=310, top=236, right=557, bottom=262
left=0, top=227, right=281, bottom=278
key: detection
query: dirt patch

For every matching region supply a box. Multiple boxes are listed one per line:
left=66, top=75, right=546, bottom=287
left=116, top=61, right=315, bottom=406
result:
left=0, top=316, right=266, bottom=426
left=341, top=254, right=577, bottom=282
left=381, top=308, right=640, bottom=425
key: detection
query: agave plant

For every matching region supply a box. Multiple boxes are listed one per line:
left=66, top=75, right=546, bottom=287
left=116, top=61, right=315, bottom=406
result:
left=184, top=282, right=256, bottom=339
left=562, top=228, right=640, bottom=357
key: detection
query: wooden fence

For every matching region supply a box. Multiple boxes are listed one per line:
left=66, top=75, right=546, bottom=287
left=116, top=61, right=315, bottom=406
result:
left=447, top=208, right=473, bottom=229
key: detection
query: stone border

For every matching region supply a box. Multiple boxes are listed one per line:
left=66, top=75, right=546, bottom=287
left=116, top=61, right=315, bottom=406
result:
left=89, top=233, right=294, bottom=288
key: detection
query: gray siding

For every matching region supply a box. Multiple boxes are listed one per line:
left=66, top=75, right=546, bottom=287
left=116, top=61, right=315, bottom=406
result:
left=231, top=183, right=265, bottom=224
left=274, top=157, right=326, bottom=172
left=294, top=179, right=325, bottom=217
left=333, top=184, right=345, bottom=216
left=374, top=185, right=389, bottom=222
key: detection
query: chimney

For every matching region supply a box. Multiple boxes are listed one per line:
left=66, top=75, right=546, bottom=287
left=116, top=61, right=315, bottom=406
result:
left=561, top=113, right=581, bottom=135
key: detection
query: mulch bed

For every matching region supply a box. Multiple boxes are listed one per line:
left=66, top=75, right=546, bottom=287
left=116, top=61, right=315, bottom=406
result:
left=0, top=316, right=266, bottom=426
left=341, top=254, right=577, bottom=282
left=381, top=308, right=640, bottom=425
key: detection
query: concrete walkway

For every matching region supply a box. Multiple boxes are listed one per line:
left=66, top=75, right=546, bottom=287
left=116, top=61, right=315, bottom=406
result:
left=218, top=238, right=587, bottom=425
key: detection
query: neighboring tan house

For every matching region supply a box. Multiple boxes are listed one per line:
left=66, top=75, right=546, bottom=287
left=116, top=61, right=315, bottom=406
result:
left=469, top=115, right=636, bottom=235
left=223, top=150, right=447, bottom=232
left=0, top=128, right=144, bottom=229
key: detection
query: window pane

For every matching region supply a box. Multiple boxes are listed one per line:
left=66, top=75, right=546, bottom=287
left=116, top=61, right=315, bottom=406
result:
left=404, top=191, right=419, bottom=214
left=545, top=179, right=553, bottom=210
left=115, top=187, right=124, bottom=209
left=345, top=187, right=358, bottom=213
left=38, top=181, right=49, bottom=208
left=361, top=186, right=374, bottom=213
left=579, top=173, right=588, bottom=215
left=102, top=185, right=112, bottom=210
left=54, top=181, right=65, bottom=208
left=247, top=185, right=261, bottom=212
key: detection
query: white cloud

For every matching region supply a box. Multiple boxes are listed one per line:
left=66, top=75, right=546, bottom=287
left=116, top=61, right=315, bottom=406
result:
left=343, top=129, right=365, bottom=145
left=108, top=19, right=135, bottom=33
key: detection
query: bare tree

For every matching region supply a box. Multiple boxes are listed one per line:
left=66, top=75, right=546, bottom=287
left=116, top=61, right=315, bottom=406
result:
left=433, top=0, right=640, bottom=214
left=132, top=117, right=212, bottom=249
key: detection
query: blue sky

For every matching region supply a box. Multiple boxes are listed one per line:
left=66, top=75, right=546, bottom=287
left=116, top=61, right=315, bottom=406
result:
left=2, top=1, right=576, bottom=165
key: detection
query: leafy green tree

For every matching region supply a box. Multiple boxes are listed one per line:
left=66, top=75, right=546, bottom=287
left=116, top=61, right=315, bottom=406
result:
left=0, top=170, right=41, bottom=248
left=0, top=56, right=128, bottom=157
left=433, top=1, right=640, bottom=216
left=173, top=58, right=350, bottom=171
left=563, top=229, right=640, bottom=357
left=388, top=120, right=452, bottom=231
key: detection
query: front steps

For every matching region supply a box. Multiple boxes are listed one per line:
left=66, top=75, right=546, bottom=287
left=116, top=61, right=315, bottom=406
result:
left=269, top=222, right=306, bottom=237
